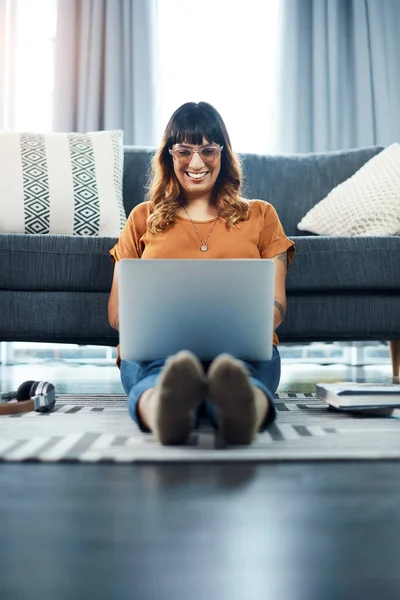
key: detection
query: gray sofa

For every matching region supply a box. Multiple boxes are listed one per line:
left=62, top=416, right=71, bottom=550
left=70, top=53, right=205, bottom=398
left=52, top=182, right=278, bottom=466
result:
left=1, top=145, right=399, bottom=367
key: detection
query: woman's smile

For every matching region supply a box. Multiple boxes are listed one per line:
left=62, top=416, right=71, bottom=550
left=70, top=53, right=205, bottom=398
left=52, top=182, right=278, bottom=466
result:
left=185, top=171, right=209, bottom=181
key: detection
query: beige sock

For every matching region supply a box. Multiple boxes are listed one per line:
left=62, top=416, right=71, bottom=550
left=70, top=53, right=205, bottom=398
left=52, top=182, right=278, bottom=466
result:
left=145, top=350, right=206, bottom=446
left=208, top=354, right=270, bottom=445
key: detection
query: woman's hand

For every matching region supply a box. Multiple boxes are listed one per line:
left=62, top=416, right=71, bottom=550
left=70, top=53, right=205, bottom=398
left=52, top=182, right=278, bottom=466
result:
left=108, top=262, right=120, bottom=331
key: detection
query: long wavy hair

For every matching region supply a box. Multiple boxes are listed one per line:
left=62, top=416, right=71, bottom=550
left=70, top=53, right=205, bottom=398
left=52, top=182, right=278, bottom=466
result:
left=146, top=102, right=249, bottom=234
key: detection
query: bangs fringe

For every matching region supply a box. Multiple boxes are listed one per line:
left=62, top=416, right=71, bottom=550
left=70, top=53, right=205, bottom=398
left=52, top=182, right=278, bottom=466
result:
left=168, top=107, right=224, bottom=147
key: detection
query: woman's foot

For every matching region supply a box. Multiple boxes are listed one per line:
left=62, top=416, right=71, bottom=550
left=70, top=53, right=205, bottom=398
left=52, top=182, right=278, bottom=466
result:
left=145, top=350, right=206, bottom=445
left=207, top=354, right=270, bottom=445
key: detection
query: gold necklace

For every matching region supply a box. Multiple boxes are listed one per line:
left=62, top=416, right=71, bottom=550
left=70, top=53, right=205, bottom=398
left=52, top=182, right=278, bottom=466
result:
left=183, top=206, right=220, bottom=252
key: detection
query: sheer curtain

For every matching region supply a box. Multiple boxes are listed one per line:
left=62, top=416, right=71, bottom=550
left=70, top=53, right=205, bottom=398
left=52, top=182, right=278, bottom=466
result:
left=157, top=0, right=281, bottom=154
left=53, top=0, right=158, bottom=145
left=275, top=0, right=400, bottom=153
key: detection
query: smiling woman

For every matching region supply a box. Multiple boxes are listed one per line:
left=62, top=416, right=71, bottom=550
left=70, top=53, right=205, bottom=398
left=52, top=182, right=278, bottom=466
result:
left=108, top=100, right=295, bottom=447
left=146, top=102, right=250, bottom=235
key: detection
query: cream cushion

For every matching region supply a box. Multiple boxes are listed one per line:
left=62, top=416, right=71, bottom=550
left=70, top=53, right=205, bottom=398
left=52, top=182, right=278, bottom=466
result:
left=297, top=143, right=400, bottom=236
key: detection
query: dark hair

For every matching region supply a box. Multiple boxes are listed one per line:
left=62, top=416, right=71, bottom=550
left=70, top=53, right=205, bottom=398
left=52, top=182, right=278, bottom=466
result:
left=146, top=102, right=249, bottom=234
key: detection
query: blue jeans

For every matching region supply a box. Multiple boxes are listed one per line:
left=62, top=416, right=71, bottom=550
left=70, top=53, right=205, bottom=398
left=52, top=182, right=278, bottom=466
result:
left=120, top=347, right=281, bottom=433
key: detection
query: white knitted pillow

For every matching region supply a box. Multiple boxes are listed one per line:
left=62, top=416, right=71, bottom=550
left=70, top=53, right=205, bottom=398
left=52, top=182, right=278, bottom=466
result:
left=297, top=143, right=400, bottom=236
left=0, top=130, right=126, bottom=235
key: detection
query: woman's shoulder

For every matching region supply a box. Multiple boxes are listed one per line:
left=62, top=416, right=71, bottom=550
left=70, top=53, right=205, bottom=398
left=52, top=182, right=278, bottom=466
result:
left=122, top=201, right=150, bottom=238
left=245, top=199, right=275, bottom=217
left=126, top=201, right=150, bottom=226
left=128, top=201, right=151, bottom=219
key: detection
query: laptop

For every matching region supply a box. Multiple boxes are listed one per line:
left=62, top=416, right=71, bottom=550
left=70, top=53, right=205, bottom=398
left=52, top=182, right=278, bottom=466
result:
left=118, top=259, right=275, bottom=362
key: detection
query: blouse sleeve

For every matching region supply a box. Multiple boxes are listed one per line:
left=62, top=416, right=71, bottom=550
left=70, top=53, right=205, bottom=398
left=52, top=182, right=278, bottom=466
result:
left=109, top=204, right=148, bottom=262
left=259, top=203, right=295, bottom=268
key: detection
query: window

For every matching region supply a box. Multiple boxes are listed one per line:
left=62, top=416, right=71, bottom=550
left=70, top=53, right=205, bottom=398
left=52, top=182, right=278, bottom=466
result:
left=1, top=0, right=57, bottom=132
left=157, top=0, right=281, bottom=153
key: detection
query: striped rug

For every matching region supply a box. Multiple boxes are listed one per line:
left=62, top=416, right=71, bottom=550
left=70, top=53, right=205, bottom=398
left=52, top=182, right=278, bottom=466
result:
left=1, top=393, right=400, bottom=462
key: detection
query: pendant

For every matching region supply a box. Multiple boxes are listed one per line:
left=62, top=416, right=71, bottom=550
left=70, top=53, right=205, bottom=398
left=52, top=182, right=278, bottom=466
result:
left=200, top=244, right=208, bottom=252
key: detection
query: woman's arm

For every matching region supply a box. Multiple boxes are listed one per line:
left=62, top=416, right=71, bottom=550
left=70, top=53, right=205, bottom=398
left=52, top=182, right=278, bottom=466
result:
left=272, top=251, right=288, bottom=331
left=108, top=262, right=120, bottom=331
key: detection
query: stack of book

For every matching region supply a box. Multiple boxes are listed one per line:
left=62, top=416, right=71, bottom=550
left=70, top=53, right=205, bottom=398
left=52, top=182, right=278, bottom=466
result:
left=316, top=382, right=400, bottom=412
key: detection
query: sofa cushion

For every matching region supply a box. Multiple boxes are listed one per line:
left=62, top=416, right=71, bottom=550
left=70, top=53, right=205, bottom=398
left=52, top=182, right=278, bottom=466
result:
left=0, top=234, right=117, bottom=292
left=287, top=236, right=400, bottom=292
left=0, top=130, right=125, bottom=236
left=297, top=143, right=400, bottom=235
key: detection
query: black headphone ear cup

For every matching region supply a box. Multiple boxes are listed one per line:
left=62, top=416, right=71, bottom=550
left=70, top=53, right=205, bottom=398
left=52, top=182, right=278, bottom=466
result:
left=16, top=380, right=36, bottom=402
left=29, top=381, right=41, bottom=397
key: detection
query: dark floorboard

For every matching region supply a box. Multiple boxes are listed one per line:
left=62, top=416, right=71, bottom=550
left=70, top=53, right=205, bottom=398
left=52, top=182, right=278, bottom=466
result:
left=1, top=462, right=400, bottom=600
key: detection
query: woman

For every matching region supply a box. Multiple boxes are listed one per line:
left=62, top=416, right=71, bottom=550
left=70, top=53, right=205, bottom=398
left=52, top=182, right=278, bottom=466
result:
left=108, top=101, right=295, bottom=446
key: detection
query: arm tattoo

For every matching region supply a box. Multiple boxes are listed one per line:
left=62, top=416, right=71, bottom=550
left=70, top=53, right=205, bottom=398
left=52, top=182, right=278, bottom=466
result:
left=276, top=251, right=288, bottom=270
left=274, top=301, right=285, bottom=322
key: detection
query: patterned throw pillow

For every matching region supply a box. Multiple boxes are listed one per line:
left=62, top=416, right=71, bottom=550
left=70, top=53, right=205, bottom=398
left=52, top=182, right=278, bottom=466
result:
left=297, top=143, right=400, bottom=236
left=0, top=130, right=126, bottom=235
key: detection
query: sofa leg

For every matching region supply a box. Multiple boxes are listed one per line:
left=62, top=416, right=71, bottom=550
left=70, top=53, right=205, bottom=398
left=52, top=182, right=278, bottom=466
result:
left=389, top=340, right=400, bottom=381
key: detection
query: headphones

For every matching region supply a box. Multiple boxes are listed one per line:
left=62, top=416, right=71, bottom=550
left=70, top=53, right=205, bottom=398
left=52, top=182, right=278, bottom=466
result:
left=0, top=380, right=56, bottom=415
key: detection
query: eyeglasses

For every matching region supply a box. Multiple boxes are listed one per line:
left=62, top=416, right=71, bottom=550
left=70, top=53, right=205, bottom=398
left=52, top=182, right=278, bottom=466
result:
left=169, top=145, right=223, bottom=163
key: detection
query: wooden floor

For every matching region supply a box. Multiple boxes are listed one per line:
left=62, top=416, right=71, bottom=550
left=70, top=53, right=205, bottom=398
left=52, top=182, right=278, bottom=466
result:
left=2, top=461, right=400, bottom=600
left=0, top=357, right=398, bottom=600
